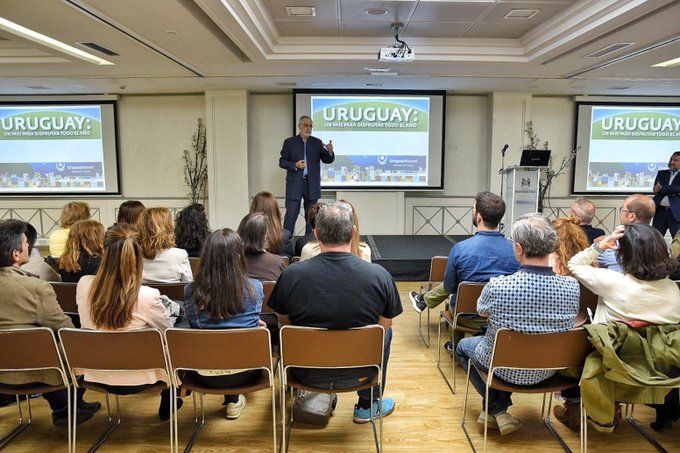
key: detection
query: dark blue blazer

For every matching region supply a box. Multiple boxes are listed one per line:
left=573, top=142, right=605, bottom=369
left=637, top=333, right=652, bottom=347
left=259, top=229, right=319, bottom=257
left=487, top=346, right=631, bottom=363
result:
left=653, top=169, right=680, bottom=220
left=279, top=135, right=335, bottom=201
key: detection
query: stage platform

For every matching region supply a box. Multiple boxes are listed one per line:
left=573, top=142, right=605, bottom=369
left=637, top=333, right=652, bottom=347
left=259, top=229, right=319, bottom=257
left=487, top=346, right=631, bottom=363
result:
left=365, top=235, right=470, bottom=281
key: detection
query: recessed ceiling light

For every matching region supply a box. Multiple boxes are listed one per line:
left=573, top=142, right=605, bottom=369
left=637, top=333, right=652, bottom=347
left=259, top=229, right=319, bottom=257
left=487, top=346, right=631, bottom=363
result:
left=366, top=83, right=383, bottom=86
left=503, top=9, right=540, bottom=20
left=364, top=67, right=391, bottom=72
left=371, top=72, right=398, bottom=77
left=366, top=8, right=388, bottom=16
left=0, top=16, right=114, bottom=65
left=652, top=56, right=680, bottom=68
left=285, top=6, right=316, bottom=17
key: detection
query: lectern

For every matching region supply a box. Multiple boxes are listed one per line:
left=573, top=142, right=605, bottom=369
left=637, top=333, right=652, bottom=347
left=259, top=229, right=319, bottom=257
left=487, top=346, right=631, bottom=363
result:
left=502, top=166, right=542, bottom=232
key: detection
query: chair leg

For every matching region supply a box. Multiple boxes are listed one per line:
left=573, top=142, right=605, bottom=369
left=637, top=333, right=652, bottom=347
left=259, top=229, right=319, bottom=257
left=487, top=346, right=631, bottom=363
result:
left=279, top=363, right=287, bottom=453
left=541, top=392, right=572, bottom=452
left=625, top=404, right=669, bottom=453
left=270, top=381, right=277, bottom=452
left=88, top=394, right=121, bottom=453
left=0, top=395, right=32, bottom=449
left=183, top=393, right=205, bottom=453
left=66, top=386, right=73, bottom=453
left=173, top=386, right=179, bottom=453
left=460, top=361, right=478, bottom=453
left=417, top=307, right=431, bottom=348
left=580, top=398, right=587, bottom=453
left=436, top=317, right=455, bottom=394
left=483, top=383, right=490, bottom=453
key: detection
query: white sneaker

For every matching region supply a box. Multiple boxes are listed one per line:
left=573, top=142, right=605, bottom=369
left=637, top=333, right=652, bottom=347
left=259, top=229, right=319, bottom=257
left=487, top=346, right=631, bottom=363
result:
left=226, top=394, right=246, bottom=419
left=495, top=411, right=522, bottom=435
left=476, top=410, right=499, bottom=429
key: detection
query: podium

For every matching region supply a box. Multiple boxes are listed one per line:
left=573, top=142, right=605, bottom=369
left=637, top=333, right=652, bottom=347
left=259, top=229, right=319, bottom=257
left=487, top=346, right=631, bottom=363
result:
left=502, top=166, right=543, bottom=232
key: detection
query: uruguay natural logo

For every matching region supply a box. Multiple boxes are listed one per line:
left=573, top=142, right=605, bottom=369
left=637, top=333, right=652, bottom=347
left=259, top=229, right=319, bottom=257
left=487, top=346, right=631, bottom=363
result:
left=592, top=111, right=680, bottom=140
left=313, top=100, right=429, bottom=132
left=0, top=111, right=102, bottom=140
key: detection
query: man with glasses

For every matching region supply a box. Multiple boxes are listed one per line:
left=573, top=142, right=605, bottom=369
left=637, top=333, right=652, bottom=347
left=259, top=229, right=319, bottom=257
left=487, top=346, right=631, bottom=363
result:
left=279, top=115, right=335, bottom=235
left=599, top=194, right=655, bottom=271
left=652, top=151, right=680, bottom=237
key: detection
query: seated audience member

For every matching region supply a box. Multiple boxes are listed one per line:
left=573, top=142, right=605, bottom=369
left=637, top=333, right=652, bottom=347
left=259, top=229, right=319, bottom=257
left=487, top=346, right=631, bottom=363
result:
left=409, top=192, right=518, bottom=351
left=184, top=229, right=264, bottom=418
left=250, top=191, right=292, bottom=257
left=554, top=223, right=680, bottom=431
left=598, top=194, right=655, bottom=272
left=268, top=201, right=403, bottom=423
left=456, top=213, right=579, bottom=435
left=0, top=219, right=100, bottom=425
left=570, top=197, right=605, bottom=244
left=175, top=203, right=210, bottom=258
left=48, top=201, right=90, bottom=258
left=136, top=207, right=193, bottom=283
left=550, top=217, right=590, bottom=276
left=237, top=212, right=286, bottom=281
left=294, top=202, right=323, bottom=257
left=58, top=220, right=105, bottom=283
left=77, top=223, right=179, bottom=420
left=116, top=200, right=145, bottom=226
left=20, top=222, right=61, bottom=281
left=301, top=199, right=371, bottom=262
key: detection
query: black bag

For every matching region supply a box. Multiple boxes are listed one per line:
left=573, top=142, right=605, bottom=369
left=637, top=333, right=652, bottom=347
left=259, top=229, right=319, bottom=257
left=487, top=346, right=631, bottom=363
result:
left=292, top=390, right=338, bottom=426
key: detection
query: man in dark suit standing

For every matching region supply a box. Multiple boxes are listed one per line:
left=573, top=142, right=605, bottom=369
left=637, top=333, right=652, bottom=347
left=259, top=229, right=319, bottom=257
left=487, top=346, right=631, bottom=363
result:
left=652, top=151, right=680, bottom=237
left=279, top=115, right=335, bottom=235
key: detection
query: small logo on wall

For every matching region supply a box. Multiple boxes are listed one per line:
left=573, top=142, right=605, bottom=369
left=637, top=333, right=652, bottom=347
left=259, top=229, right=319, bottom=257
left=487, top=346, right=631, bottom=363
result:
left=56, top=162, right=66, bottom=172
left=648, top=163, right=657, bottom=172
left=521, top=178, right=531, bottom=188
left=378, top=155, right=387, bottom=165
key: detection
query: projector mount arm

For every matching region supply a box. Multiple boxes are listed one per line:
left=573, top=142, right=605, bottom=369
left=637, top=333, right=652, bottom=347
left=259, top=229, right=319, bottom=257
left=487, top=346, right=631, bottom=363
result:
left=391, top=22, right=411, bottom=57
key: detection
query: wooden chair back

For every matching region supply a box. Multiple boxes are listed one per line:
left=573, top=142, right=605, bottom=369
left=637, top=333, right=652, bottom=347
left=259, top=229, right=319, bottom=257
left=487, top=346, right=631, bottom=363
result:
left=453, top=282, right=486, bottom=315
left=262, top=281, right=276, bottom=313
left=429, top=256, right=448, bottom=283
left=189, top=257, right=200, bottom=278
left=148, top=283, right=186, bottom=301
left=0, top=328, right=64, bottom=376
left=50, top=282, right=78, bottom=313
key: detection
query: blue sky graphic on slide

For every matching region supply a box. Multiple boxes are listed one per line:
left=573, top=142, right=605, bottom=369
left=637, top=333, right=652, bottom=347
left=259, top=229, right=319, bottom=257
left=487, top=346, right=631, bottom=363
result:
left=0, top=106, right=101, bottom=121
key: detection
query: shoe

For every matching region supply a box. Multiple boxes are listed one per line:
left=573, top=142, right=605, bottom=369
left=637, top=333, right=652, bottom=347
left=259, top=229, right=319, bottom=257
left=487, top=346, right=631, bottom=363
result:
left=495, top=411, right=522, bottom=435
left=554, top=401, right=580, bottom=432
left=476, top=410, right=499, bottom=429
left=52, top=401, right=102, bottom=427
left=443, top=341, right=454, bottom=356
left=226, top=394, right=246, bottom=419
left=158, top=396, right=183, bottom=422
left=353, top=398, right=395, bottom=424
left=409, top=292, right=427, bottom=313
left=0, top=394, right=16, bottom=408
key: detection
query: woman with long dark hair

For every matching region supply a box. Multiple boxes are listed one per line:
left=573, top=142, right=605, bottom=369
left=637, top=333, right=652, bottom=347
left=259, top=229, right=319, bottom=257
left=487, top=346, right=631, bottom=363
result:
left=76, top=223, right=178, bottom=420
left=237, top=212, right=286, bottom=281
left=175, top=203, right=210, bottom=257
left=249, top=191, right=290, bottom=256
left=184, top=228, right=264, bottom=419
left=116, top=200, right=145, bottom=226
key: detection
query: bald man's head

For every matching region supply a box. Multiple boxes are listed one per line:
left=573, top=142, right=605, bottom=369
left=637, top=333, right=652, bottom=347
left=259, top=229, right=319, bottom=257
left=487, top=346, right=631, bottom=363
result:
left=621, top=194, right=655, bottom=225
left=570, top=197, right=596, bottom=225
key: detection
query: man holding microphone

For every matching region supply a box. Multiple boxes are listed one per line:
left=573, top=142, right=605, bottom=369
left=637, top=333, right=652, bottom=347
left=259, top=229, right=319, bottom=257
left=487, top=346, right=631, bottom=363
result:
left=279, top=115, right=335, bottom=235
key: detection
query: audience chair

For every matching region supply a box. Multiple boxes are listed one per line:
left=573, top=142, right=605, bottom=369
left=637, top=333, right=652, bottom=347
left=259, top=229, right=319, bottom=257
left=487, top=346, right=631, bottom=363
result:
left=148, top=283, right=187, bottom=301
left=279, top=325, right=385, bottom=453
left=436, top=282, right=486, bottom=394
left=0, top=328, right=72, bottom=452
left=58, top=328, right=173, bottom=452
left=461, top=328, right=592, bottom=453
left=50, top=282, right=80, bottom=327
left=165, top=328, right=276, bottom=452
left=624, top=399, right=678, bottom=453
left=418, top=256, right=448, bottom=347
left=574, top=284, right=598, bottom=326
left=188, top=257, right=200, bottom=278
left=260, top=281, right=279, bottom=334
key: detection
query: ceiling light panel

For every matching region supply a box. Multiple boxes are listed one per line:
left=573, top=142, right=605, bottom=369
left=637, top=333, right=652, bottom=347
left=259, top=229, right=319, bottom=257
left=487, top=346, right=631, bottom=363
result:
left=0, top=16, right=114, bottom=65
left=285, top=6, right=316, bottom=17
left=652, top=56, right=680, bottom=68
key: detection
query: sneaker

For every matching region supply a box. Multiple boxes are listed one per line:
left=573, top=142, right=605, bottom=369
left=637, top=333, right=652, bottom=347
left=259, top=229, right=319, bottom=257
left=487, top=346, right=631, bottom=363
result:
left=554, top=402, right=580, bottom=432
left=443, top=341, right=454, bottom=356
left=495, top=411, right=522, bottom=435
left=409, top=292, right=427, bottom=313
left=52, top=400, right=102, bottom=427
left=476, top=410, right=499, bottom=429
left=353, top=398, right=395, bottom=424
left=226, top=394, right=246, bottom=419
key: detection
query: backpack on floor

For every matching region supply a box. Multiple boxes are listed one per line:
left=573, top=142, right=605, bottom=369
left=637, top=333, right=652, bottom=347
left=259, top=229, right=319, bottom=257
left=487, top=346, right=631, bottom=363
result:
left=292, top=390, right=338, bottom=426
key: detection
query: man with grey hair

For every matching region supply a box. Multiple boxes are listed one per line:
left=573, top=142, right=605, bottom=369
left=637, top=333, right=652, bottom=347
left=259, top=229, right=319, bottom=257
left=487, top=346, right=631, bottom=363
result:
left=455, top=213, right=579, bottom=435
left=570, top=197, right=604, bottom=244
left=269, top=201, right=403, bottom=423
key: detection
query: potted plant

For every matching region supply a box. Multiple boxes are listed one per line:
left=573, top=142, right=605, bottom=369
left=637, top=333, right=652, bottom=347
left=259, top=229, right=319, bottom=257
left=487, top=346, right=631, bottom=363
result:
left=183, top=118, right=208, bottom=204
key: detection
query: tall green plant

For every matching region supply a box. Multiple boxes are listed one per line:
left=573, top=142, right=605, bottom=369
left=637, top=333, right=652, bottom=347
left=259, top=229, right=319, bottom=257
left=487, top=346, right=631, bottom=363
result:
left=183, top=118, right=207, bottom=204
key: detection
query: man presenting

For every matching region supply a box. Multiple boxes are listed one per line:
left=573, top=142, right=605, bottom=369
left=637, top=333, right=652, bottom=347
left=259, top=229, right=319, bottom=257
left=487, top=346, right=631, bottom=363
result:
left=652, top=151, right=680, bottom=237
left=279, top=115, right=335, bottom=235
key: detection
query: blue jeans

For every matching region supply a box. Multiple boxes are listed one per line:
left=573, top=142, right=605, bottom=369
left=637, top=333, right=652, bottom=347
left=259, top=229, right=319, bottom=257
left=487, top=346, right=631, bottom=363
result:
left=291, top=327, right=393, bottom=404
left=456, top=336, right=513, bottom=416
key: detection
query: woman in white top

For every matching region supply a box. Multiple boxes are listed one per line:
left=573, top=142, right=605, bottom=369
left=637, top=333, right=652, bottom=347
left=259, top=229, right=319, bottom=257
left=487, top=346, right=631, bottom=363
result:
left=568, top=223, right=680, bottom=325
left=136, top=207, right=193, bottom=283
left=77, top=223, right=178, bottom=420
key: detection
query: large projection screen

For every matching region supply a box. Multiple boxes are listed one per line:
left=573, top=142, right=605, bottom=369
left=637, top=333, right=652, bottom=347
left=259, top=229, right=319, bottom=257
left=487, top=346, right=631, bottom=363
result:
left=0, top=101, right=120, bottom=195
left=573, top=102, right=680, bottom=194
left=294, top=89, right=445, bottom=190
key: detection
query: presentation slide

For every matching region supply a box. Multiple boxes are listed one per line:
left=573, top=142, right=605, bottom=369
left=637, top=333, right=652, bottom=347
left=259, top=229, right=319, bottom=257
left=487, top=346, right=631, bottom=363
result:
left=295, top=90, right=445, bottom=189
left=573, top=103, right=680, bottom=193
left=0, top=102, right=119, bottom=194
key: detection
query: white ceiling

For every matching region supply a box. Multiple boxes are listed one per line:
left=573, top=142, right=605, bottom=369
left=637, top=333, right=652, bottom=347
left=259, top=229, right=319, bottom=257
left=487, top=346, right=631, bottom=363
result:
left=0, top=0, right=678, bottom=96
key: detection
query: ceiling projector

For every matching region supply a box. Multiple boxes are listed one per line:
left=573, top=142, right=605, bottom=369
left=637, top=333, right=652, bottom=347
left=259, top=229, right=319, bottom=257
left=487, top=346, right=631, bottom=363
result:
left=378, top=22, right=414, bottom=62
